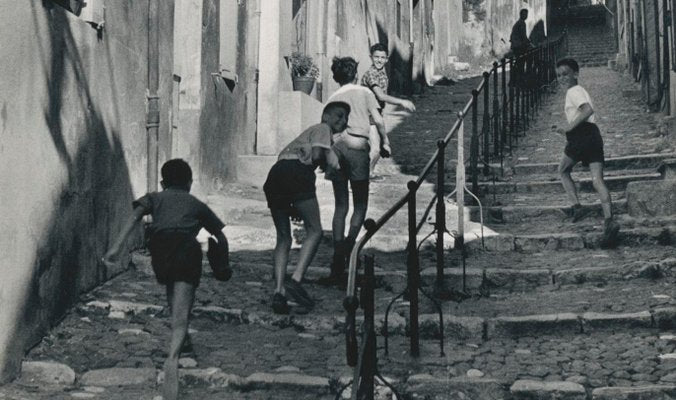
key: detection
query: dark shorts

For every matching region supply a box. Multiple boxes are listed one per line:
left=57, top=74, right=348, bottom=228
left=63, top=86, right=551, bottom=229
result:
left=263, top=159, right=317, bottom=210
left=148, top=230, right=202, bottom=286
left=325, top=140, right=370, bottom=182
left=564, top=122, right=605, bottom=167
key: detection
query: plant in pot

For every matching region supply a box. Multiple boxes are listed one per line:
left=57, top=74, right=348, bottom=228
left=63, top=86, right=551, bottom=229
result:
left=289, top=51, right=319, bottom=95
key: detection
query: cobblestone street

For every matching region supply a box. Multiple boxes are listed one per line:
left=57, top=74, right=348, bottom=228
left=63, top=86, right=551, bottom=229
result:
left=2, top=66, right=675, bottom=400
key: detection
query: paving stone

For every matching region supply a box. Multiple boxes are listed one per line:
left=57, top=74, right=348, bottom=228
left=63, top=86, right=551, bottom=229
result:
left=243, top=372, right=330, bottom=392
left=581, top=311, right=653, bottom=331
left=510, top=380, right=586, bottom=400
left=654, top=308, right=676, bottom=329
left=80, top=368, right=157, bottom=387
left=592, top=385, right=676, bottom=399
left=406, top=375, right=509, bottom=399
left=19, top=361, right=76, bottom=386
left=486, top=314, right=580, bottom=338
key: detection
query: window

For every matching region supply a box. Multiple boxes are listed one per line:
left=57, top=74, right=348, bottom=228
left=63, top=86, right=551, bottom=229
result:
left=219, top=0, right=239, bottom=83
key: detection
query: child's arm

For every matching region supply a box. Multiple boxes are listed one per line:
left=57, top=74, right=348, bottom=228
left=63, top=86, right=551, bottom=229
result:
left=312, top=147, right=340, bottom=171
left=565, top=103, right=594, bottom=133
left=370, top=105, right=390, bottom=157
left=370, top=86, right=416, bottom=112
left=102, top=205, right=146, bottom=267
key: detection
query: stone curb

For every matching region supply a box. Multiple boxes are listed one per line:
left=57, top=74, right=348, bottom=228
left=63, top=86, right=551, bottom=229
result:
left=468, top=225, right=676, bottom=252
left=512, top=153, right=676, bottom=175
left=81, top=300, right=676, bottom=340
left=511, top=379, right=586, bottom=400
left=591, top=385, right=676, bottom=399
left=479, top=172, right=662, bottom=194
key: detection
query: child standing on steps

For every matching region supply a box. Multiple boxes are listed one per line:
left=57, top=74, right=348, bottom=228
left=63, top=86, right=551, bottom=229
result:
left=553, top=58, right=620, bottom=248
left=103, top=159, right=230, bottom=400
left=317, top=57, right=390, bottom=287
left=263, top=102, right=350, bottom=313
left=361, top=43, right=416, bottom=178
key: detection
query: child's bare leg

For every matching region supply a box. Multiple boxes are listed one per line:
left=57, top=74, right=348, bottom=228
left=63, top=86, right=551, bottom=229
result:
left=291, top=197, right=322, bottom=282
left=163, top=281, right=195, bottom=400
left=559, top=155, right=580, bottom=205
left=271, top=208, right=292, bottom=294
left=368, top=125, right=381, bottom=175
left=346, top=180, right=369, bottom=247
left=589, top=162, right=612, bottom=219
left=332, top=180, right=349, bottom=245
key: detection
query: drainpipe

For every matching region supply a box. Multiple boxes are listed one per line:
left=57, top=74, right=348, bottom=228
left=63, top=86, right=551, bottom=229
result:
left=315, top=0, right=326, bottom=102
left=147, top=0, right=160, bottom=192
left=253, top=0, right=261, bottom=154
left=409, top=0, right=415, bottom=94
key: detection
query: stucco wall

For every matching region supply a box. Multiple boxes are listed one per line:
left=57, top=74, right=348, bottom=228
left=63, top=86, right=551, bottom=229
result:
left=0, top=0, right=174, bottom=382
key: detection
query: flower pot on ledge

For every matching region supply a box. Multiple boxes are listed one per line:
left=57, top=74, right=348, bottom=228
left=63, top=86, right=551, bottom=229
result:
left=292, top=76, right=315, bottom=95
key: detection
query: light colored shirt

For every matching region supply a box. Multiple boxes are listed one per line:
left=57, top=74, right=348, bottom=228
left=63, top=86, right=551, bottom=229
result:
left=327, top=84, right=380, bottom=138
left=565, top=85, right=596, bottom=124
left=277, top=123, right=333, bottom=165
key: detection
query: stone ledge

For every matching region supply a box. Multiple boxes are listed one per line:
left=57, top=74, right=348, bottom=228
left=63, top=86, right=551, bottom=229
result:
left=591, top=385, right=676, bottom=399
left=510, top=380, right=586, bottom=400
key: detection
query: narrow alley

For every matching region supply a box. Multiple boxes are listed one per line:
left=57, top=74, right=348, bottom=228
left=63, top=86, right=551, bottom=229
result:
left=2, top=61, right=675, bottom=399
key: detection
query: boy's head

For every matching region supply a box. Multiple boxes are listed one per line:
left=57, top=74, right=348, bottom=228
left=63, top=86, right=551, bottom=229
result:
left=322, top=101, right=350, bottom=133
left=331, top=57, right=359, bottom=85
left=161, top=158, right=193, bottom=190
left=519, top=9, right=528, bottom=20
left=555, top=58, right=579, bottom=89
left=369, top=43, right=388, bottom=70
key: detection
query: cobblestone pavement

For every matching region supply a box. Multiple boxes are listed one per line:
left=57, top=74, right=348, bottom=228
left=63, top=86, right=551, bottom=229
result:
left=3, top=68, right=676, bottom=399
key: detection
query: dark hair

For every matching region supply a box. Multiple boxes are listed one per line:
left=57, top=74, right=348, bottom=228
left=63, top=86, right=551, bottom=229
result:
left=556, top=58, right=579, bottom=73
left=370, top=43, right=388, bottom=55
left=161, top=158, right=192, bottom=187
left=520, top=8, right=528, bottom=16
left=331, top=57, right=358, bottom=85
left=323, top=101, right=351, bottom=117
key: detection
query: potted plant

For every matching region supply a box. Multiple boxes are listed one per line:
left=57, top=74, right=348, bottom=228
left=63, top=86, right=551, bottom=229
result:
left=289, top=52, right=319, bottom=95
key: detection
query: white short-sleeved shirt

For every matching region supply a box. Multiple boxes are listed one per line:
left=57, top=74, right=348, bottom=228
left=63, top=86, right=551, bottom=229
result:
left=327, top=84, right=380, bottom=138
left=277, top=122, right=333, bottom=165
left=565, top=85, right=595, bottom=124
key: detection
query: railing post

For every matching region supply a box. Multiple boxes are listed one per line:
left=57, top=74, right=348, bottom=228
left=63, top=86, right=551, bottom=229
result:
left=356, top=255, right=376, bottom=400
left=482, top=71, right=490, bottom=174
left=406, top=180, right=420, bottom=357
left=344, top=295, right=359, bottom=367
left=435, top=139, right=447, bottom=294
left=509, top=57, right=515, bottom=153
left=492, top=62, right=499, bottom=159
left=501, top=58, right=507, bottom=161
left=471, top=90, right=479, bottom=196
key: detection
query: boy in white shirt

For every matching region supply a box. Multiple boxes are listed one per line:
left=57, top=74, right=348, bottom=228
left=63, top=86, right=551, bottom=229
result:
left=553, top=58, right=619, bottom=248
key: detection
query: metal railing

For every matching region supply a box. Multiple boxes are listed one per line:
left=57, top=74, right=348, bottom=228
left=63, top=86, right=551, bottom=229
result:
left=338, top=32, right=567, bottom=399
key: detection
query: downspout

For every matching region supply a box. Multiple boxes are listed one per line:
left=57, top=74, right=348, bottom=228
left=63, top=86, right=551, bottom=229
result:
left=147, top=0, right=160, bottom=192
left=253, top=0, right=261, bottom=154
left=316, top=0, right=326, bottom=102
left=409, top=0, right=415, bottom=94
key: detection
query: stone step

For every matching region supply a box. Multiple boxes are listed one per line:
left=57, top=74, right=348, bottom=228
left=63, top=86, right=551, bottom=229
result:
left=478, top=172, right=662, bottom=194
left=512, top=153, right=676, bottom=175
left=468, top=199, right=628, bottom=223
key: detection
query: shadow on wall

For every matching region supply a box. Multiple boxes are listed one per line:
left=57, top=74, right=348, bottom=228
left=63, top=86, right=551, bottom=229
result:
left=3, top=2, right=138, bottom=380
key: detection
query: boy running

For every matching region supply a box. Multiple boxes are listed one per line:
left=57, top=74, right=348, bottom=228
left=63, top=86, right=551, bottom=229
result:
left=317, top=57, right=390, bottom=286
left=554, top=58, right=620, bottom=248
left=361, top=43, right=416, bottom=177
left=103, top=159, right=229, bottom=400
left=263, top=102, right=350, bottom=312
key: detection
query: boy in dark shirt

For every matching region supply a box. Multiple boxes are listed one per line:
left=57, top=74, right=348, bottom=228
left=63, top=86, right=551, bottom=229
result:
left=103, top=159, right=229, bottom=400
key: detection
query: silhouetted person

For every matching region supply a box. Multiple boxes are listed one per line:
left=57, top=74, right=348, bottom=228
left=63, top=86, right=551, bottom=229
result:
left=510, top=9, right=533, bottom=87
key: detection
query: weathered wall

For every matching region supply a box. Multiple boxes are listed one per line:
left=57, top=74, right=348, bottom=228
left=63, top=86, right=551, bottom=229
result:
left=173, top=0, right=251, bottom=192
left=461, top=0, right=547, bottom=64
left=0, top=0, right=174, bottom=382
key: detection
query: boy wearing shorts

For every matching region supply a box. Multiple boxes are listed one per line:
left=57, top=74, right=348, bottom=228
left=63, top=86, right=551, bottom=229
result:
left=103, top=159, right=229, bottom=400
left=317, top=57, right=390, bottom=286
left=361, top=43, right=416, bottom=177
left=554, top=58, right=620, bottom=248
left=263, top=102, right=350, bottom=313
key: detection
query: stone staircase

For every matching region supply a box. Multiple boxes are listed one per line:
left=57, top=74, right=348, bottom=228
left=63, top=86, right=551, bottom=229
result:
left=564, top=5, right=617, bottom=67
